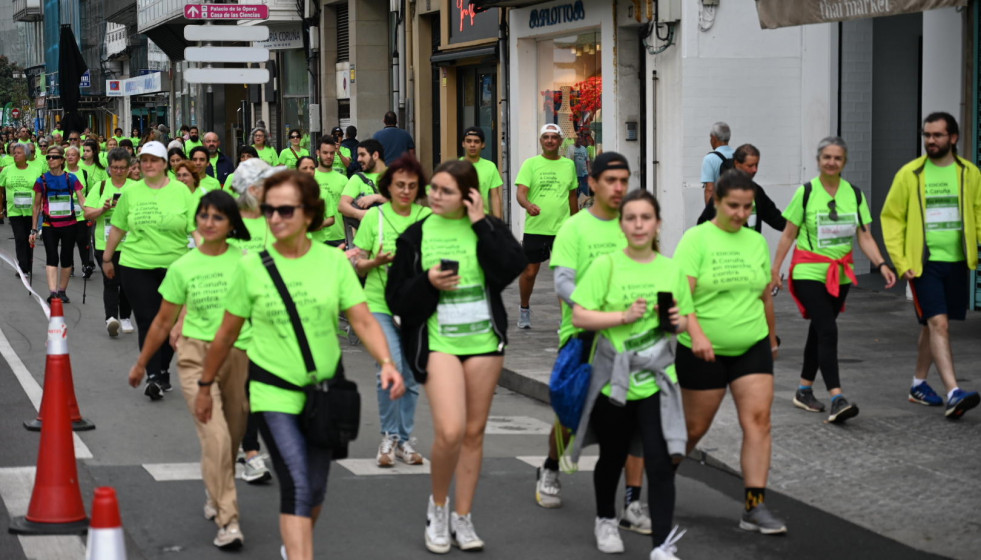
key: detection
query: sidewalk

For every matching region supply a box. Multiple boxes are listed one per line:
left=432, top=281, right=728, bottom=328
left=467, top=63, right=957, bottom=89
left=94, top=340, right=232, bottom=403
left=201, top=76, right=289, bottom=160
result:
left=498, top=267, right=980, bottom=560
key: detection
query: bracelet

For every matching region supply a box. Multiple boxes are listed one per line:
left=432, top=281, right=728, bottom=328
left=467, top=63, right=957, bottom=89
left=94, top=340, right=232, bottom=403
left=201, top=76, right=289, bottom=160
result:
left=197, top=379, right=214, bottom=387
left=380, top=357, right=393, bottom=366
left=30, top=229, right=37, bottom=234
left=875, top=262, right=887, bottom=270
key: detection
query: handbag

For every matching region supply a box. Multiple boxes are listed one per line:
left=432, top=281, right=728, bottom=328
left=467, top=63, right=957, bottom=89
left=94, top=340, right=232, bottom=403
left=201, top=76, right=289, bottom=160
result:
left=258, top=250, right=361, bottom=451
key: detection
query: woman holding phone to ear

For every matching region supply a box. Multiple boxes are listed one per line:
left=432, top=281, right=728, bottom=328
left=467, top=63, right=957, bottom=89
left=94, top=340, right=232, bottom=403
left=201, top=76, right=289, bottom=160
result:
left=673, top=169, right=786, bottom=536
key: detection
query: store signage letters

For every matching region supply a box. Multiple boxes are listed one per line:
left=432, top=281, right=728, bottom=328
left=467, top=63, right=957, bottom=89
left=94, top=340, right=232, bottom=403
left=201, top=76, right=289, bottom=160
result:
left=529, top=0, right=586, bottom=29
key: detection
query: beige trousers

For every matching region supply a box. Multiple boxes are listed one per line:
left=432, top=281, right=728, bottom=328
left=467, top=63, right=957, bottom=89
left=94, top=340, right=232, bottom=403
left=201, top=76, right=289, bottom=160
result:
left=177, top=337, right=249, bottom=527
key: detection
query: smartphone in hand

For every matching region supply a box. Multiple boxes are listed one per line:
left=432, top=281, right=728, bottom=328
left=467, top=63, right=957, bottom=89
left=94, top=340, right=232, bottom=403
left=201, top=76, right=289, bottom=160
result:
left=657, top=291, right=675, bottom=333
left=440, top=259, right=460, bottom=275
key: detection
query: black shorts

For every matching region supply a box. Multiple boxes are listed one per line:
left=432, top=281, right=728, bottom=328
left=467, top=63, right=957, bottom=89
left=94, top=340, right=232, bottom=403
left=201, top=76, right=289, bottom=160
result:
left=910, top=260, right=969, bottom=324
left=522, top=234, right=555, bottom=264
left=458, top=350, right=504, bottom=363
left=676, top=337, right=773, bottom=390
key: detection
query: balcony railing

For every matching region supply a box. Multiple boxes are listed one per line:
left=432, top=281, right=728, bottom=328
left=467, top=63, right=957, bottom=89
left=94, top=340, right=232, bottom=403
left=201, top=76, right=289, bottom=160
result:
left=13, top=0, right=43, bottom=22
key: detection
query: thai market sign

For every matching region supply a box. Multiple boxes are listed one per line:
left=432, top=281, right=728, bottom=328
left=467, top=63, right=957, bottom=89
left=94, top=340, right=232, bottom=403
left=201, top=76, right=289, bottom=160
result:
left=755, top=0, right=967, bottom=29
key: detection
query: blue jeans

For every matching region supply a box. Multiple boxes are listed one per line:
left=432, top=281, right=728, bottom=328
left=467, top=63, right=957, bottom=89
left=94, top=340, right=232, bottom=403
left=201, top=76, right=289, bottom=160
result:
left=373, top=312, right=419, bottom=442
left=258, top=412, right=332, bottom=517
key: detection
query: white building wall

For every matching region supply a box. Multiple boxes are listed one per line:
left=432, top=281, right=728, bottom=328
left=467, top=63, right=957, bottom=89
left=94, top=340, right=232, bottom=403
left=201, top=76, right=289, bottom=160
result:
left=922, top=7, right=964, bottom=142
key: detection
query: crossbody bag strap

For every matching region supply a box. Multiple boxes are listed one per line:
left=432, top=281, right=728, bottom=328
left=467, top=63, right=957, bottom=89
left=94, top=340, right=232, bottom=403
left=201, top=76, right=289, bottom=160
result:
left=259, top=250, right=317, bottom=378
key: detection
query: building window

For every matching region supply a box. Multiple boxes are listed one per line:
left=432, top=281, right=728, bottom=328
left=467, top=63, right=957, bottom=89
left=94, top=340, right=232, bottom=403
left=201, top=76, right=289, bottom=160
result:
left=537, top=31, right=601, bottom=156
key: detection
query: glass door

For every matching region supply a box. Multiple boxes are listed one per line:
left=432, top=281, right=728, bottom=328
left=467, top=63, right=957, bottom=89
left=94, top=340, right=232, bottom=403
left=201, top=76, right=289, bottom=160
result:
left=457, top=65, right=497, bottom=164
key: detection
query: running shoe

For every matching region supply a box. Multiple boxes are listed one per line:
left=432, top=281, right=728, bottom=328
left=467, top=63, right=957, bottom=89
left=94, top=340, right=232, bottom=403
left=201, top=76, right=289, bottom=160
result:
left=620, top=500, right=652, bottom=534
left=828, top=395, right=859, bottom=424
left=739, top=503, right=787, bottom=535
left=535, top=465, right=562, bottom=508
left=120, top=318, right=135, bottom=333
left=203, top=496, right=217, bottom=521
left=594, top=517, right=624, bottom=554
left=945, top=389, right=980, bottom=419
left=517, top=307, right=531, bottom=329
left=144, top=378, right=163, bottom=401
left=106, top=317, right=120, bottom=338
left=396, top=439, right=424, bottom=465
left=57, top=290, right=70, bottom=304
left=425, top=495, right=451, bottom=554
left=158, top=370, right=173, bottom=392
left=82, top=264, right=95, bottom=279
left=451, top=512, right=484, bottom=551
left=376, top=433, right=397, bottom=467
left=213, top=521, right=243, bottom=549
left=241, top=455, right=272, bottom=484
left=649, top=526, right=686, bottom=560
left=793, top=388, right=825, bottom=412
left=909, top=382, right=943, bottom=406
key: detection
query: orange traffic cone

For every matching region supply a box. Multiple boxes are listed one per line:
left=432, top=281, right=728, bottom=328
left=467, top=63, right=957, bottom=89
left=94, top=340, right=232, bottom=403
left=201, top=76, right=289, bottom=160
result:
left=24, top=298, right=94, bottom=431
left=85, top=487, right=127, bottom=559
left=9, top=298, right=89, bottom=535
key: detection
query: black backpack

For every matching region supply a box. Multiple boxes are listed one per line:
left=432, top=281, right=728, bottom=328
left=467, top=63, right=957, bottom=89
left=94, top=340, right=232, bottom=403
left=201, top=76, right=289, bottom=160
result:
left=799, top=181, right=865, bottom=250
left=712, top=151, right=735, bottom=174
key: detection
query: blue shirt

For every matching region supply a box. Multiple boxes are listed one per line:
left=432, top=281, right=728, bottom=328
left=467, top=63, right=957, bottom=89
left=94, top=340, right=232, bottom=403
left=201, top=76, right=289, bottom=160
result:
left=373, top=127, right=415, bottom=165
left=700, top=145, right=734, bottom=184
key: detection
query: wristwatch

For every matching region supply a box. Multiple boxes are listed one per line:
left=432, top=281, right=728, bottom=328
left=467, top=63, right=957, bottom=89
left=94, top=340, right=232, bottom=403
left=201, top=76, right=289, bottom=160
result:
left=197, top=379, right=214, bottom=387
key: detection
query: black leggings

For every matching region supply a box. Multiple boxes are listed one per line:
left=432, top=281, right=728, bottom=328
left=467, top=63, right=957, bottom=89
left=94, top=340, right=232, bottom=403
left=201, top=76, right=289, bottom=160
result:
left=241, top=381, right=260, bottom=453
left=75, top=221, right=93, bottom=267
left=795, top=280, right=850, bottom=391
left=591, top=393, right=675, bottom=546
left=119, top=265, right=173, bottom=378
left=95, top=250, right=130, bottom=320
left=42, top=223, right=77, bottom=268
left=9, top=216, right=34, bottom=273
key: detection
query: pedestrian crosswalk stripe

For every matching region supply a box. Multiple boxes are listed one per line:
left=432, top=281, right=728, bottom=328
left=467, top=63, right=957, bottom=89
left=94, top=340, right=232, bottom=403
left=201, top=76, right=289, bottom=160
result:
left=485, top=415, right=551, bottom=435
left=0, top=466, right=86, bottom=559
left=143, top=462, right=249, bottom=481
left=516, top=455, right=598, bottom=472
left=336, top=458, right=431, bottom=476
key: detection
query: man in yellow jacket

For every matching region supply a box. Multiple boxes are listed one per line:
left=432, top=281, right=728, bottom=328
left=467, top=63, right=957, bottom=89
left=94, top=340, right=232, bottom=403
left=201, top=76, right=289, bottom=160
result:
left=881, top=112, right=981, bottom=420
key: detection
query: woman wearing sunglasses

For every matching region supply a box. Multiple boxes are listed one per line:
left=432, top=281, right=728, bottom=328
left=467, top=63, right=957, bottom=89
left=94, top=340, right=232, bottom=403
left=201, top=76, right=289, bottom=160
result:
left=102, top=141, right=199, bottom=401
left=277, top=128, right=309, bottom=169
left=28, top=145, right=86, bottom=303
left=772, top=136, right=896, bottom=423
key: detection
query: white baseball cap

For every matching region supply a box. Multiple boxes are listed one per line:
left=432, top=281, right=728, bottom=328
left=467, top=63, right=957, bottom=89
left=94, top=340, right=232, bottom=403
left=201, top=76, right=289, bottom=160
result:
left=138, top=141, right=168, bottom=160
left=540, top=123, right=563, bottom=137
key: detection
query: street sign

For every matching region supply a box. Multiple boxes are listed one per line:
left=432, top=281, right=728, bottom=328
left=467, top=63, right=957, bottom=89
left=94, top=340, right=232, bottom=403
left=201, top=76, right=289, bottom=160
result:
left=184, top=47, right=269, bottom=63
left=184, top=4, right=269, bottom=20
left=184, top=25, right=269, bottom=42
left=184, top=68, right=269, bottom=84
left=80, top=70, right=90, bottom=88
left=11, top=108, right=21, bottom=119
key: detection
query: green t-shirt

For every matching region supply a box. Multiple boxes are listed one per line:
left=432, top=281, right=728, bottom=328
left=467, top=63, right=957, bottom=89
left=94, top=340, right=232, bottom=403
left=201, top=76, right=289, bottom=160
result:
left=332, top=145, right=351, bottom=174
left=342, top=172, right=381, bottom=199
left=573, top=251, right=693, bottom=400
left=83, top=178, right=135, bottom=251
left=0, top=154, right=14, bottom=168
left=229, top=216, right=270, bottom=253
left=78, top=162, right=108, bottom=194
left=65, top=170, right=91, bottom=222
left=185, top=139, right=203, bottom=152
left=222, top=173, right=238, bottom=196
left=254, top=145, right=279, bottom=166
left=515, top=155, right=577, bottom=235
left=421, top=214, right=500, bottom=354
left=462, top=157, right=503, bottom=213
left=130, top=136, right=141, bottom=147
left=313, top=169, right=349, bottom=242
left=550, top=210, right=626, bottom=346
left=782, top=178, right=873, bottom=283
left=111, top=179, right=197, bottom=269
left=353, top=203, right=432, bottom=315
left=278, top=147, right=309, bottom=169
left=224, top=243, right=366, bottom=414
left=159, top=247, right=252, bottom=350
left=0, top=164, right=42, bottom=217
left=197, top=175, right=221, bottom=195
left=923, top=160, right=965, bottom=262
left=674, top=222, right=771, bottom=356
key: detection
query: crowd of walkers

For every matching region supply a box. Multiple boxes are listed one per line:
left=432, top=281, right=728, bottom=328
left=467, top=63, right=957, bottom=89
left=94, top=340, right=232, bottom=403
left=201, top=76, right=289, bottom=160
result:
left=2, top=111, right=979, bottom=560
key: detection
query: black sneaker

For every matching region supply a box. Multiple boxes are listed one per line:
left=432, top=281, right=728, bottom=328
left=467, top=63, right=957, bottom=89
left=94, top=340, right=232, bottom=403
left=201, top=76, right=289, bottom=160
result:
left=145, top=377, right=163, bottom=401
left=793, top=388, right=825, bottom=412
left=158, top=371, right=173, bottom=392
left=57, top=291, right=70, bottom=304
left=82, top=264, right=95, bottom=279
left=828, top=396, right=859, bottom=423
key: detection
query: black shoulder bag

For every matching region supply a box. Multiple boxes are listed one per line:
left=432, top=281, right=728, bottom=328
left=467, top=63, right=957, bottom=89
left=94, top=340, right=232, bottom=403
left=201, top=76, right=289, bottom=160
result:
left=254, top=250, right=361, bottom=451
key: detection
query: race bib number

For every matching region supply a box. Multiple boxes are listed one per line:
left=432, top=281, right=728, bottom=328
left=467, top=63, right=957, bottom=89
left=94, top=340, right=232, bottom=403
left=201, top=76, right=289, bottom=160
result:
left=13, top=193, right=32, bottom=209
left=925, top=195, right=960, bottom=231
left=48, top=195, right=72, bottom=217
left=104, top=222, right=113, bottom=241
left=816, top=212, right=857, bottom=248
left=437, top=284, right=491, bottom=336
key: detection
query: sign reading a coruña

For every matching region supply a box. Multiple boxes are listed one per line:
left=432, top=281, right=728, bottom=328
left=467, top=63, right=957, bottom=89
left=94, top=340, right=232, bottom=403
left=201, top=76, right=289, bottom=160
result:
left=756, top=0, right=967, bottom=29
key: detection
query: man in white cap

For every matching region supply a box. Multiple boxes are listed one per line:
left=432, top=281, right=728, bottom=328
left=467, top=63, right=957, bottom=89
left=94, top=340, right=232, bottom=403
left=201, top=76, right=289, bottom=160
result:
left=514, top=123, right=579, bottom=329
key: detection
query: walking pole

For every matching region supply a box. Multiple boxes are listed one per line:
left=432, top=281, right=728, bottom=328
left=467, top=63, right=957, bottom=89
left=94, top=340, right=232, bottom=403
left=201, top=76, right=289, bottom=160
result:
left=29, top=215, right=43, bottom=289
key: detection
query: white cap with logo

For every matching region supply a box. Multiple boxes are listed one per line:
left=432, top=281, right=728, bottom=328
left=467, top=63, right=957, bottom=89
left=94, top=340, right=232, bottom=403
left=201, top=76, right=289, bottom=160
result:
left=138, top=141, right=168, bottom=160
left=539, top=123, right=563, bottom=137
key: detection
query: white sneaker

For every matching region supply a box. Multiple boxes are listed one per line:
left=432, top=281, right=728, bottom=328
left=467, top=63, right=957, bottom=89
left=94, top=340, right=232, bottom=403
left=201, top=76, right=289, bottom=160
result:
left=106, top=317, right=120, bottom=337
left=376, top=433, right=397, bottom=467
left=535, top=466, right=562, bottom=508
left=203, top=497, right=217, bottom=521
left=649, top=526, right=686, bottom=560
left=594, top=517, right=625, bottom=554
left=120, top=317, right=135, bottom=333
left=425, top=495, right=451, bottom=554
left=213, top=521, right=243, bottom=549
left=241, top=454, right=272, bottom=484
left=517, top=307, right=531, bottom=329
left=451, top=511, right=485, bottom=551
left=396, top=438, right=424, bottom=465
left=620, top=500, right=653, bottom=534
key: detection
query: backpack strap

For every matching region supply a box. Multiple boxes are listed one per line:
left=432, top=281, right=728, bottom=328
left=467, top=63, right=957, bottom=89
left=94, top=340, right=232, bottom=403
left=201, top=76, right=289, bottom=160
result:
left=259, top=250, right=317, bottom=379
left=851, top=183, right=866, bottom=231
left=99, top=179, right=108, bottom=197
left=801, top=182, right=813, bottom=250
left=355, top=171, right=378, bottom=194
left=711, top=151, right=727, bottom=164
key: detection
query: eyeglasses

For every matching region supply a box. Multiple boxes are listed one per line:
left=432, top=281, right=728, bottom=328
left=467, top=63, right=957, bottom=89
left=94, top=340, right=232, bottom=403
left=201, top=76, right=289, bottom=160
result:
left=46, top=155, right=64, bottom=161
left=827, top=200, right=839, bottom=222
left=197, top=212, right=227, bottom=222
left=260, top=204, right=304, bottom=219
left=38, top=143, right=48, bottom=148
left=109, top=165, right=129, bottom=172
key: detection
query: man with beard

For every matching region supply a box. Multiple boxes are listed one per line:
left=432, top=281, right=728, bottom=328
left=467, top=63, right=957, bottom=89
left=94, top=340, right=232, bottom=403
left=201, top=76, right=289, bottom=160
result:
left=203, top=131, right=234, bottom=185
left=881, top=112, right=981, bottom=419
left=185, top=126, right=203, bottom=152
left=338, top=138, right=387, bottom=242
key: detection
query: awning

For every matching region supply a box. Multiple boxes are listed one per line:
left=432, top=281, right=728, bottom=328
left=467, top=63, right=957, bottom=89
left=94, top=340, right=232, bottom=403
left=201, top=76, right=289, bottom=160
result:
left=756, top=0, right=967, bottom=29
left=430, top=45, right=498, bottom=66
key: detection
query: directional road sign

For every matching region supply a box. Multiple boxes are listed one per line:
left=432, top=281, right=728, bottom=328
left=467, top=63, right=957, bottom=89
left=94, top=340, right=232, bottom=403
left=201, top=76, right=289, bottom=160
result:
left=184, top=68, right=270, bottom=85
left=184, top=4, right=269, bottom=20
left=184, top=46, right=269, bottom=63
left=184, top=25, right=269, bottom=42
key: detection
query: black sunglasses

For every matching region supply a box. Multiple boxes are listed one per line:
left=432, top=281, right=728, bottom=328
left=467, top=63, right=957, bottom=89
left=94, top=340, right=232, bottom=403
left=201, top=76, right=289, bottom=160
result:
left=827, top=200, right=839, bottom=222
left=46, top=155, right=64, bottom=160
left=260, top=204, right=304, bottom=219
left=290, top=135, right=301, bottom=139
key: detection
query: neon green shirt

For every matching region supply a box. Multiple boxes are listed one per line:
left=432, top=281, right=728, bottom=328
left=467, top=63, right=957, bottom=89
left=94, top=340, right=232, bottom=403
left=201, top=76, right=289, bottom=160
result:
left=197, top=175, right=221, bottom=194
left=79, top=162, right=108, bottom=194
left=65, top=169, right=90, bottom=222
left=342, top=172, right=381, bottom=199
left=184, top=139, right=203, bottom=152
left=0, top=154, right=14, bottom=168
left=229, top=216, right=270, bottom=253
left=421, top=214, right=500, bottom=354
left=313, top=169, right=349, bottom=242
left=111, top=179, right=197, bottom=269
left=675, top=222, right=771, bottom=356
left=462, top=157, right=503, bottom=213
left=515, top=155, right=577, bottom=235
left=783, top=178, right=873, bottom=283
left=573, top=251, right=692, bottom=400
left=0, top=164, right=42, bottom=217
left=353, top=203, right=432, bottom=314
left=83, top=178, right=134, bottom=251
left=923, top=160, right=965, bottom=262
left=278, top=147, right=309, bottom=169
left=332, top=145, right=351, bottom=174
left=225, top=243, right=366, bottom=414
left=253, top=145, right=278, bottom=166
left=550, top=210, right=626, bottom=346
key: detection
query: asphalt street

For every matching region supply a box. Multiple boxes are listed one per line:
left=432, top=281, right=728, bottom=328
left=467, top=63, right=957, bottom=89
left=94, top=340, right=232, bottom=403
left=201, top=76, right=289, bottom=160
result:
left=0, top=231, right=963, bottom=559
